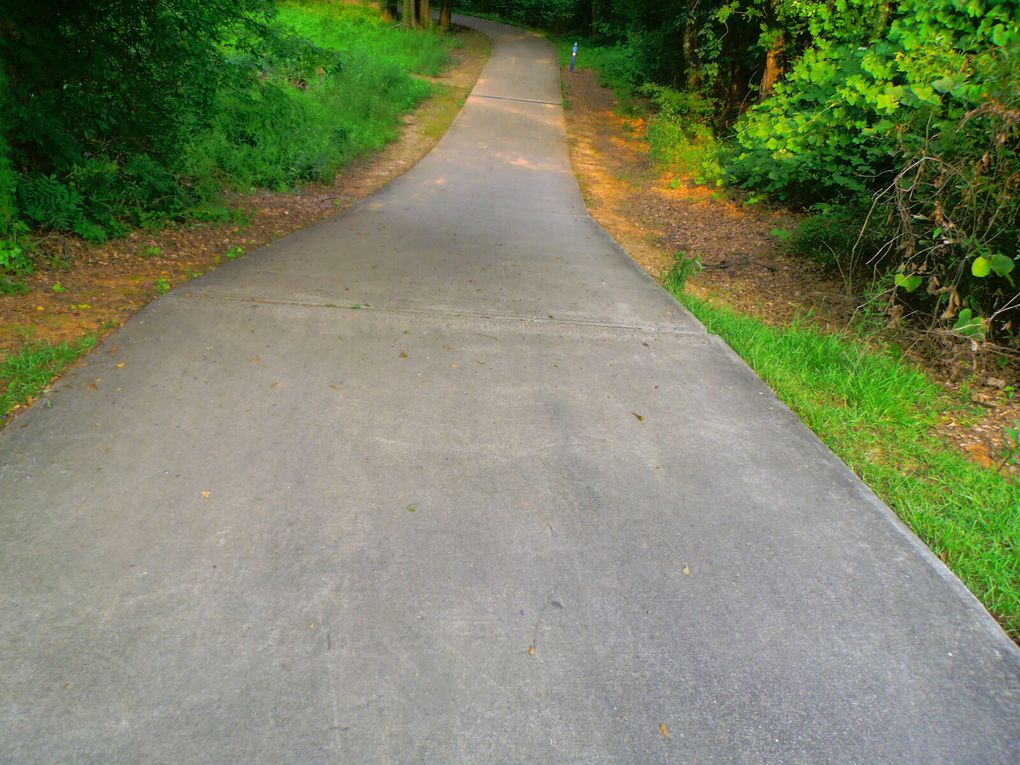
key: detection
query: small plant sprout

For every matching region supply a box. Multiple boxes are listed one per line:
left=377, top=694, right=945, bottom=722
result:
left=51, top=282, right=65, bottom=293
left=953, top=309, right=987, bottom=342
left=225, top=245, right=245, bottom=260
left=663, top=251, right=702, bottom=294
left=998, top=422, right=1020, bottom=474
left=155, top=278, right=171, bottom=294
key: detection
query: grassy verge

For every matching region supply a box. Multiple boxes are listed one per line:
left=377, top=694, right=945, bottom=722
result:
left=183, top=2, right=451, bottom=196
left=1, top=336, right=97, bottom=423
left=667, top=284, right=1020, bottom=639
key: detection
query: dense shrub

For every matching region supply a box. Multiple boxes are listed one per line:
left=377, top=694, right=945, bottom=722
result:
left=186, top=3, right=438, bottom=192
left=0, top=0, right=274, bottom=227
left=641, top=84, right=726, bottom=186
left=722, top=0, right=1020, bottom=340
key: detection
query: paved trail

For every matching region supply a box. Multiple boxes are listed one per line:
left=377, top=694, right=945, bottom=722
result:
left=2, top=17, right=1018, bottom=764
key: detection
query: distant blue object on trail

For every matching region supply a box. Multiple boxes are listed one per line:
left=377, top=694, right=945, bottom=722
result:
left=570, top=41, right=577, bottom=73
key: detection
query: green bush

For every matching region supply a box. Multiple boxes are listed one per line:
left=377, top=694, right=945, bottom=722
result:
left=724, top=0, right=1020, bottom=339
left=0, top=0, right=273, bottom=235
left=642, top=84, right=727, bottom=185
left=878, top=46, right=1020, bottom=339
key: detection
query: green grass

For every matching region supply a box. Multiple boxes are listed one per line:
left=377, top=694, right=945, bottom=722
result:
left=184, top=3, right=453, bottom=193
left=668, top=285, right=1020, bottom=640
left=1, top=336, right=98, bottom=423
left=278, top=3, right=451, bottom=76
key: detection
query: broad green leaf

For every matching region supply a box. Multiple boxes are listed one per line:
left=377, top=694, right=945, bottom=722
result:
left=932, top=75, right=960, bottom=94
left=989, top=254, right=1015, bottom=277
left=894, top=273, right=923, bottom=292
left=971, top=257, right=992, bottom=278
left=953, top=309, right=986, bottom=340
left=991, top=24, right=1016, bottom=47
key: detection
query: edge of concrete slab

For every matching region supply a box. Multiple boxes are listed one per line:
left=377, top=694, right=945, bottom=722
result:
left=705, top=332, right=1020, bottom=663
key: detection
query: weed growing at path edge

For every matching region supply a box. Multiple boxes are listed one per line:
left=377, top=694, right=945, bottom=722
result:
left=1, top=336, right=97, bottom=423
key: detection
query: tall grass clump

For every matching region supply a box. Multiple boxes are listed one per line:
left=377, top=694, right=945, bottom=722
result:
left=0, top=336, right=98, bottom=423
left=641, top=84, right=727, bottom=186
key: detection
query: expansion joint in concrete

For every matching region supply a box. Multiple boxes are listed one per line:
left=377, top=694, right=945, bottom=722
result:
left=468, top=93, right=561, bottom=106
left=177, top=291, right=709, bottom=343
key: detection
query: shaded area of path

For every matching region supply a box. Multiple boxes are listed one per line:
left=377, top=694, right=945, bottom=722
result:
left=1, top=16, right=1018, bottom=764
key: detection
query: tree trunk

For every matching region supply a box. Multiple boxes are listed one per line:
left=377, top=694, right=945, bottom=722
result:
left=379, top=0, right=398, bottom=21
left=759, top=33, right=785, bottom=100
left=439, top=0, right=452, bottom=31
left=403, top=0, right=416, bottom=28
left=419, top=0, right=432, bottom=30
left=682, top=16, right=702, bottom=91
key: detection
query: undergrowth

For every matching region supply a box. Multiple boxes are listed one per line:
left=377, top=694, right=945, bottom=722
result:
left=666, top=282, right=1020, bottom=640
left=183, top=2, right=451, bottom=197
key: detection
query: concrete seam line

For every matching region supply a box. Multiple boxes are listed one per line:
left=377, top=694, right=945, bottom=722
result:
left=468, top=93, right=561, bottom=106
left=175, top=292, right=707, bottom=340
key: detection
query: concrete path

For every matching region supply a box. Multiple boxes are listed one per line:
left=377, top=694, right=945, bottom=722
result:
left=2, top=17, right=1018, bottom=764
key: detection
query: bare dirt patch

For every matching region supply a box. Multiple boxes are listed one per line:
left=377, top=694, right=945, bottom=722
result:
left=0, top=27, right=490, bottom=418
left=561, top=66, right=1020, bottom=472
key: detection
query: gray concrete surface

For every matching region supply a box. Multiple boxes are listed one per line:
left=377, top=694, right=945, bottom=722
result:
left=1, top=16, right=1018, bottom=764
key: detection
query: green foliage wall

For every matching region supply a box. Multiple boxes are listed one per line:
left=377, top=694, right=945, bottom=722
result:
left=0, top=0, right=449, bottom=266
left=727, top=0, right=1019, bottom=338
left=0, top=0, right=276, bottom=243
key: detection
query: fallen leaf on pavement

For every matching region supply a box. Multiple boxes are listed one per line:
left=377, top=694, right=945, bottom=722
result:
left=682, top=565, right=690, bottom=575
left=660, top=723, right=670, bottom=738
left=528, top=641, right=535, bottom=656
left=631, top=412, right=645, bottom=422
left=202, top=491, right=211, bottom=499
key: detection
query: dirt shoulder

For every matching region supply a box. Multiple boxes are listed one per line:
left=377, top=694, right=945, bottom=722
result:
left=560, top=65, right=1020, bottom=471
left=0, top=26, right=490, bottom=415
